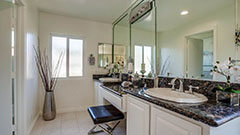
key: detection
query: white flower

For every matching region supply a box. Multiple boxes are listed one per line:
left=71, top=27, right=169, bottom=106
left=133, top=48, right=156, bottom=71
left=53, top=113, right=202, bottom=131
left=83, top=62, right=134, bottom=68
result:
left=231, top=66, right=240, bottom=76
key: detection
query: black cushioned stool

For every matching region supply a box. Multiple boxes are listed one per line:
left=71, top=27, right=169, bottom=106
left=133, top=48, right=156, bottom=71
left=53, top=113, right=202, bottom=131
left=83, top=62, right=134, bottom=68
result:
left=88, top=105, right=124, bottom=135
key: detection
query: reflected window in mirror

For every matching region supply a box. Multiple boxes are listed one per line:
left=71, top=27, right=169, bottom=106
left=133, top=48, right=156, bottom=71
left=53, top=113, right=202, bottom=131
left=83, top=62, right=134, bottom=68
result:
left=134, top=45, right=153, bottom=75
left=98, top=43, right=112, bottom=68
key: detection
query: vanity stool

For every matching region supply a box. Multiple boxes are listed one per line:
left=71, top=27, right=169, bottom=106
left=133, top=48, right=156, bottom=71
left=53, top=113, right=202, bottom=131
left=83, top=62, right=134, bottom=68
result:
left=88, top=105, right=124, bottom=135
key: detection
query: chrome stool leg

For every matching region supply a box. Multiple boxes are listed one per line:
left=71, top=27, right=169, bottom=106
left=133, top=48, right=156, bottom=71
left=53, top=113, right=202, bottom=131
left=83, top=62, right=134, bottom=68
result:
left=88, top=126, right=104, bottom=134
left=88, top=121, right=121, bottom=135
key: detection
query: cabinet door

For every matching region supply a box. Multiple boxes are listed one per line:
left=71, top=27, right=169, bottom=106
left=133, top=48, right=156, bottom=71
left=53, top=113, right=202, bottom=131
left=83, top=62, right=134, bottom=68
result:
left=94, top=81, right=99, bottom=105
left=97, top=85, right=105, bottom=105
left=127, top=96, right=150, bottom=135
left=151, top=107, right=202, bottom=135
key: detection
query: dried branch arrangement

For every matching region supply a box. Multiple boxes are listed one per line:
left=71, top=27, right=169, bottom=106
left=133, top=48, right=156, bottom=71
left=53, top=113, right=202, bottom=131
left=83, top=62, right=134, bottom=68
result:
left=34, top=46, right=64, bottom=92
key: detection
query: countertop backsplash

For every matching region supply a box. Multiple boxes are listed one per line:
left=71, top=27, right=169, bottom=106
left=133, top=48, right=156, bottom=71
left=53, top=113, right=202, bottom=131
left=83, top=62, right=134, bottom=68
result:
left=93, top=74, right=240, bottom=100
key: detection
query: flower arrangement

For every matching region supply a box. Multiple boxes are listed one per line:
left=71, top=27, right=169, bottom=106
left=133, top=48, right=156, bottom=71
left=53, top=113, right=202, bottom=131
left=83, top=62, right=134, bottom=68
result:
left=211, top=57, right=240, bottom=93
left=104, top=62, right=122, bottom=75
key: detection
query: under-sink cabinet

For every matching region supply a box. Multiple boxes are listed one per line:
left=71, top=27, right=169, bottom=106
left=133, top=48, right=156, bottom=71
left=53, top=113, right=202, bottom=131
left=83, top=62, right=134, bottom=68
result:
left=127, top=95, right=150, bottom=135
left=126, top=95, right=240, bottom=135
left=127, top=95, right=202, bottom=135
left=151, top=106, right=201, bottom=135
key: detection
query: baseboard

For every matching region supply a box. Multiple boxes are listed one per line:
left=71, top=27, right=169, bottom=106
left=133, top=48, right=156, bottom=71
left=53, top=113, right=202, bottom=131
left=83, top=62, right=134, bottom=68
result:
left=38, top=105, right=93, bottom=117
left=56, top=105, right=92, bottom=114
left=27, top=112, right=40, bottom=135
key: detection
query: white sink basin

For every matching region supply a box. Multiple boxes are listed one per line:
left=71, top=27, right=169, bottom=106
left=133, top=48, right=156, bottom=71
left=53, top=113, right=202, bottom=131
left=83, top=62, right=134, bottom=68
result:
left=99, top=78, right=120, bottom=82
left=144, top=88, right=208, bottom=104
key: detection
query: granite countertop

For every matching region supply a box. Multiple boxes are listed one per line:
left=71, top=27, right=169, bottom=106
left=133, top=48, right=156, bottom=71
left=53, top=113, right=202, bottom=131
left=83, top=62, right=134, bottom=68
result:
left=93, top=74, right=110, bottom=82
left=101, top=84, right=126, bottom=97
left=101, top=83, right=240, bottom=127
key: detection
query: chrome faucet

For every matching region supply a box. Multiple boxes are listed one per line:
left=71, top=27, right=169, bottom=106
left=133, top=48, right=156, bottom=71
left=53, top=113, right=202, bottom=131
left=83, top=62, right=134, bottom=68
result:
left=188, top=85, right=199, bottom=94
left=168, top=78, right=184, bottom=92
left=154, top=76, right=159, bottom=88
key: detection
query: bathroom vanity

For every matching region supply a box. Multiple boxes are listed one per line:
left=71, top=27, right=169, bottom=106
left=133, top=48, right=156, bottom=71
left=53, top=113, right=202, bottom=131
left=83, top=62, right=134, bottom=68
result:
left=93, top=75, right=240, bottom=135
left=92, top=0, right=240, bottom=134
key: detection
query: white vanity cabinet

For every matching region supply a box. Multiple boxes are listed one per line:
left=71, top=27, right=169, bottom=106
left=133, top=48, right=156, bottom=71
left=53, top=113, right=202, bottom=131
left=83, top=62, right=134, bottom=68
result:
left=127, top=95, right=150, bottom=135
left=94, top=81, right=104, bottom=105
left=126, top=94, right=240, bottom=135
left=127, top=95, right=202, bottom=135
left=151, top=106, right=202, bottom=135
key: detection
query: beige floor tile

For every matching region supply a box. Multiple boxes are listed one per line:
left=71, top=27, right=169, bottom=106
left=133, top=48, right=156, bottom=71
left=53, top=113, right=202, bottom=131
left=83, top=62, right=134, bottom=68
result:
left=30, top=111, right=126, bottom=135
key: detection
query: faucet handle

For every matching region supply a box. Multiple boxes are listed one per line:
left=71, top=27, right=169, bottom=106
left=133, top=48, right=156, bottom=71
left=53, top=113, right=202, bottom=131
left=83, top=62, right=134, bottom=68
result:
left=144, top=83, right=147, bottom=88
left=188, top=85, right=199, bottom=94
left=168, top=82, right=175, bottom=90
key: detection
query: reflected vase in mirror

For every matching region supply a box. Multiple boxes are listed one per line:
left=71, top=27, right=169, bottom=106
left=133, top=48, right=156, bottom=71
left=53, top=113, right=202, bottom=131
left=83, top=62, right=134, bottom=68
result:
left=43, top=92, right=56, bottom=121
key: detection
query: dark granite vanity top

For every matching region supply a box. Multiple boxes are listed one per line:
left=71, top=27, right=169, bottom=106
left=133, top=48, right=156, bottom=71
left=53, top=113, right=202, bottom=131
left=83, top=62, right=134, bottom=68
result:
left=101, top=83, right=240, bottom=127
left=101, top=84, right=126, bottom=96
left=92, top=74, right=110, bottom=82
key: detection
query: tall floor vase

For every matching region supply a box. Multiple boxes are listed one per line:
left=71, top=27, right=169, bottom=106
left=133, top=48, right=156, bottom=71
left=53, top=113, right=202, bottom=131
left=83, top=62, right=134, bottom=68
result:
left=43, top=91, right=56, bottom=121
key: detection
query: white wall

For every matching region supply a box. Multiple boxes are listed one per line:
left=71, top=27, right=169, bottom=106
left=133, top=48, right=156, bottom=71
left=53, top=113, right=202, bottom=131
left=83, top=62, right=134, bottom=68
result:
left=24, top=1, right=39, bottom=133
left=188, top=38, right=203, bottom=78
left=0, top=6, right=13, bottom=135
left=17, top=0, right=40, bottom=134
left=39, top=12, right=112, bottom=113
left=158, top=5, right=236, bottom=77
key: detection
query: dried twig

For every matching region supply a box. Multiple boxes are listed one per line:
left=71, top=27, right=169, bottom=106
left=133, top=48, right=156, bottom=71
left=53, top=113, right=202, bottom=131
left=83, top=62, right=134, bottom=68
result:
left=160, top=56, right=170, bottom=75
left=34, top=46, right=64, bottom=92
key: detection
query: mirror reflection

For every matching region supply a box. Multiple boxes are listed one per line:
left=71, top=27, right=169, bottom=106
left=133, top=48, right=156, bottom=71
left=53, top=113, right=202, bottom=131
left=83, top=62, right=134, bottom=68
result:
left=98, top=43, right=113, bottom=68
left=112, top=0, right=238, bottom=82
left=112, top=0, right=157, bottom=75
left=157, top=0, right=236, bottom=81
left=98, top=43, right=126, bottom=68
left=131, top=1, right=156, bottom=76
left=186, top=30, right=214, bottom=79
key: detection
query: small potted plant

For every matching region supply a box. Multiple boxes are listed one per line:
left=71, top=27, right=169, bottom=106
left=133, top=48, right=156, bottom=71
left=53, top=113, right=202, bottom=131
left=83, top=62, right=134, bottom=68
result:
left=211, top=57, right=240, bottom=106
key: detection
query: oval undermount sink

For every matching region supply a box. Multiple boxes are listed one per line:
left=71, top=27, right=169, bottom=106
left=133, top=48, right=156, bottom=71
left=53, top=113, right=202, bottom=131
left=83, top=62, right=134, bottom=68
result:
left=144, top=88, right=208, bottom=104
left=99, top=78, right=120, bottom=82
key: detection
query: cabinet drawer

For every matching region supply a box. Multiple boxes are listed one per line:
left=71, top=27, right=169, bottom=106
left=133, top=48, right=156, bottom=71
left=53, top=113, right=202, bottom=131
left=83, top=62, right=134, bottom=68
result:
left=100, top=87, right=122, bottom=110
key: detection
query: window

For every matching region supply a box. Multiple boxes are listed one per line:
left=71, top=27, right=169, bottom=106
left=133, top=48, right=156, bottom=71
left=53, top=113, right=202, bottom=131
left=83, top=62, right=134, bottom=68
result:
left=134, top=45, right=153, bottom=75
left=51, top=35, right=83, bottom=78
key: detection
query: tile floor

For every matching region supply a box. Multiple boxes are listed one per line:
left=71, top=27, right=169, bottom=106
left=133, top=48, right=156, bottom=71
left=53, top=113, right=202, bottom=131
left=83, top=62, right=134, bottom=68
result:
left=30, top=111, right=126, bottom=135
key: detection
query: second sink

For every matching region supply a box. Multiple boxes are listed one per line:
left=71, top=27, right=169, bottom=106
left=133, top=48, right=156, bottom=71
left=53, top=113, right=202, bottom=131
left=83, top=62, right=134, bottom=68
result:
left=144, top=88, right=208, bottom=104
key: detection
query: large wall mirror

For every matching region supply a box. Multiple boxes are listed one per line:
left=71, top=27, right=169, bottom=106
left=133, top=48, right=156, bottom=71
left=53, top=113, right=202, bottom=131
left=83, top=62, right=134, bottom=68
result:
left=112, top=0, right=239, bottom=82
left=113, top=0, right=157, bottom=75
left=157, top=0, right=238, bottom=82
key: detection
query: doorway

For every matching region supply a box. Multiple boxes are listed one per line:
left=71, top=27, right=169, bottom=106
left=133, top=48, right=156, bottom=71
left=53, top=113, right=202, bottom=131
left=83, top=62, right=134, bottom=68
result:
left=185, top=30, right=215, bottom=79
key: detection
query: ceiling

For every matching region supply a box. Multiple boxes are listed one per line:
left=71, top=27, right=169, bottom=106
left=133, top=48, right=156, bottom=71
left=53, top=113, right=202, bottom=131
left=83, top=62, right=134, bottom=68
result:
left=114, top=0, right=235, bottom=32
left=36, top=0, right=235, bottom=31
left=157, top=0, right=235, bottom=32
left=36, top=0, right=137, bottom=24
